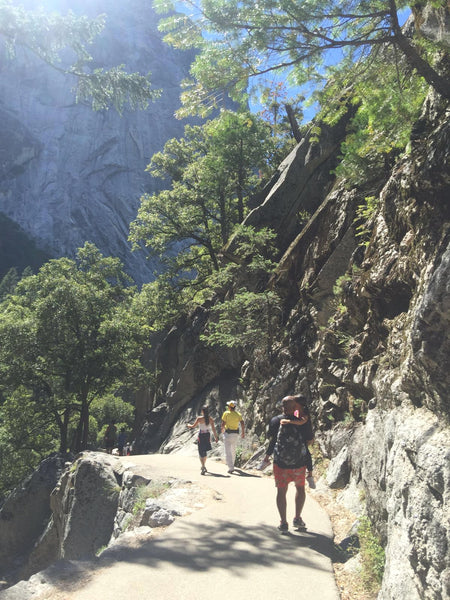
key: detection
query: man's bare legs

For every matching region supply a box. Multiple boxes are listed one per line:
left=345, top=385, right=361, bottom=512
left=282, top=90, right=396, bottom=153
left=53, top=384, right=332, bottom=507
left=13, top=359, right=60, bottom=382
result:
left=277, top=485, right=305, bottom=522
left=294, top=484, right=306, bottom=519
left=276, top=487, right=288, bottom=524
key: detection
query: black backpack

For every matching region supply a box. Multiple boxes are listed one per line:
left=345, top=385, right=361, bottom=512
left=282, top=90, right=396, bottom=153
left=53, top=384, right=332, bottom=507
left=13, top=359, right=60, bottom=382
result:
left=273, top=417, right=308, bottom=469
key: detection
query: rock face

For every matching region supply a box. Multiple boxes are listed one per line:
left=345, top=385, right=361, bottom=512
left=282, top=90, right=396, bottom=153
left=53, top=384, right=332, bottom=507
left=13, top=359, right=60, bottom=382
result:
left=1, top=7, right=449, bottom=598
left=0, top=453, right=121, bottom=582
left=0, top=0, right=196, bottom=284
left=49, top=453, right=122, bottom=561
left=134, top=306, right=242, bottom=453
left=236, top=106, right=357, bottom=255
left=0, top=454, right=68, bottom=580
left=134, top=89, right=450, bottom=598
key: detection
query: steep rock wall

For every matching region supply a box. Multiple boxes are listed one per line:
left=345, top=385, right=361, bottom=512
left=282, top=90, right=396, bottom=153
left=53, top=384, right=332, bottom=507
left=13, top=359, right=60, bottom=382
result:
left=257, top=95, right=450, bottom=599
left=136, top=90, right=450, bottom=599
left=0, top=0, right=196, bottom=284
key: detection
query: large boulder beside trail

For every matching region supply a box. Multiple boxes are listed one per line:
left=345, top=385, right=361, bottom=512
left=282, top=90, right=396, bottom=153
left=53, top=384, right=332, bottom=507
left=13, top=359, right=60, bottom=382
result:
left=0, top=454, right=68, bottom=580
left=48, top=452, right=122, bottom=561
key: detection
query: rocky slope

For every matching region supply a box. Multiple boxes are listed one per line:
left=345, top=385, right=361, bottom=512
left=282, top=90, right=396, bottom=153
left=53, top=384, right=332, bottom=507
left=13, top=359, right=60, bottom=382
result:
left=0, top=93, right=448, bottom=600
left=132, top=91, right=450, bottom=599
left=0, top=0, right=196, bottom=284
left=0, top=7, right=449, bottom=599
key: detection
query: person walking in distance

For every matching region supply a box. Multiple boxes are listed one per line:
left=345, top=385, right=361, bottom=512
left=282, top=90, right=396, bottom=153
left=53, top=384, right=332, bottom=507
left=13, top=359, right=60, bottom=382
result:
left=221, top=401, right=245, bottom=473
left=104, top=420, right=117, bottom=455
left=187, top=405, right=219, bottom=474
left=263, top=396, right=309, bottom=532
left=117, top=428, right=127, bottom=456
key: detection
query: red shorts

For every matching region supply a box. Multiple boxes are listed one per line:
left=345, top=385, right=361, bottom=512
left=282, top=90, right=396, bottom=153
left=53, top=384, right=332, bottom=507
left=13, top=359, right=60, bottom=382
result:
left=273, top=464, right=306, bottom=488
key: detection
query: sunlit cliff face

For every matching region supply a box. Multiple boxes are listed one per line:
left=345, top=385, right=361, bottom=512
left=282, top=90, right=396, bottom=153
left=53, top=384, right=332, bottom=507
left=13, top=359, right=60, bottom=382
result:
left=0, top=0, right=196, bottom=285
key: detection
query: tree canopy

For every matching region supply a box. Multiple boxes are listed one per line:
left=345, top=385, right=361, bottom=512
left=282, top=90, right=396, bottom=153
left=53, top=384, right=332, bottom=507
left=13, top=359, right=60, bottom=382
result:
left=129, top=109, right=275, bottom=283
left=0, top=0, right=160, bottom=111
left=155, top=0, right=450, bottom=116
left=0, top=244, right=146, bottom=455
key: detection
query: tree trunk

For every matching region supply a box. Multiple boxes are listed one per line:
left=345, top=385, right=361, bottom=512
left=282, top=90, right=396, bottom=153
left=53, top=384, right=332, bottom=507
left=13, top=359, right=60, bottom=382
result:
left=284, top=104, right=303, bottom=143
left=389, top=0, right=450, bottom=100
left=81, top=400, right=90, bottom=450
left=237, top=139, right=245, bottom=222
left=219, top=190, right=228, bottom=244
left=73, top=415, right=83, bottom=453
left=57, top=407, right=70, bottom=453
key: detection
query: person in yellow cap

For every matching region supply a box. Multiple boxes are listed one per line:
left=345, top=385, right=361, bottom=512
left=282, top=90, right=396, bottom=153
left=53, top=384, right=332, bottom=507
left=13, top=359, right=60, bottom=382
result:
left=221, top=401, right=245, bottom=473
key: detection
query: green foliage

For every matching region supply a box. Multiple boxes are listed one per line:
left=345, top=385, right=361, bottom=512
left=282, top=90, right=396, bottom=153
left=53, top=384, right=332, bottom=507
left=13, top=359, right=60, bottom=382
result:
left=0, top=1, right=159, bottom=112
left=129, top=110, right=276, bottom=298
left=0, top=268, right=19, bottom=300
left=0, top=387, right=59, bottom=499
left=90, top=394, right=135, bottom=430
left=130, top=111, right=273, bottom=332
left=354, top=196, right=380, bottom=247
left=0, top=243, right=146, bottom=455
left=256, top=83, right=304, bottom=163
left=202, top=289, right=282, bottom=357
left=156, top=0, right=449, bottom=119
left=358, top=516, right=386, bottom=593
left=75, top=66, right=160, bottom=113
left=333, top=61, right=429, bottom=183
left=333, top=274, right=352, bottom=298
left=199, top=226, right=281, bottom=358
left=131, top=275, right=188, bottom=334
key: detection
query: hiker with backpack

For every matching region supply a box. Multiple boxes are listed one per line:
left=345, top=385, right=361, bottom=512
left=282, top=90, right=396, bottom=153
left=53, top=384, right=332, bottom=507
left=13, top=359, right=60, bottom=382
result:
left=262, top=396, right=309, bottom=533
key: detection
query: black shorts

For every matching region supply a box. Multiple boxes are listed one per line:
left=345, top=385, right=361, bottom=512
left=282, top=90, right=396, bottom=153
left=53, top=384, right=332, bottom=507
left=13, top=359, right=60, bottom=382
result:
left=198, top=432, right=212, bottom=457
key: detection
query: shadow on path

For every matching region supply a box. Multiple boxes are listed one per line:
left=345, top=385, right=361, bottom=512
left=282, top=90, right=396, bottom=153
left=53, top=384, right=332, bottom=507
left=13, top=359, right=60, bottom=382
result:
left=98, top=518, right=341, bottom=574
left=229, top=469, right=260, bottom=478
left=202, top=471, right=229, bottom=478
left=35, top=518, right=341, bottom=596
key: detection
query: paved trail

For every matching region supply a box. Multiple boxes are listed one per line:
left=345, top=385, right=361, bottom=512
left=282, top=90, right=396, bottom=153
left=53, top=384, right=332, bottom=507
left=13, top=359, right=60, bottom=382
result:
left=38, top=454, right=340, bottom=600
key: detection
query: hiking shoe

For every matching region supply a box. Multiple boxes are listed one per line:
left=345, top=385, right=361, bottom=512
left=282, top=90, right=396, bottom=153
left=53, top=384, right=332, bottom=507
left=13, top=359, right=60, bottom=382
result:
left=306, top=475, right=316, bottom=489
left=278, top=522, right=289, bottom=533
left=293, top=517, right=306, bottom=530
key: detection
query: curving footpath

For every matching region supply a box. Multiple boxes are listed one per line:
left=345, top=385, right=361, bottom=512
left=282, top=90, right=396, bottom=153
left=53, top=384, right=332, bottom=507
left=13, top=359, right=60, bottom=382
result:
left=25, top=454, right=341, bottom=600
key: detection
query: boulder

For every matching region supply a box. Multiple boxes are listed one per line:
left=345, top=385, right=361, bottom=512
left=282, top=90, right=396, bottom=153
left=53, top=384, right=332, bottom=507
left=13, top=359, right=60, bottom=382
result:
left=326, top=446, right=351, bottom=489
left=0, top=454, right=67, bottom=577
left=50, top=452, right=121, bottom=560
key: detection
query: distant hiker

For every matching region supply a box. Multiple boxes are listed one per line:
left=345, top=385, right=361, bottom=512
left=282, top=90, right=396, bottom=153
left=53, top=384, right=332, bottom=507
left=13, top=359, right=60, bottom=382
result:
left=117, top=428, right=127, bottom=456
left=104, top=420, right=117, bottom=454
left=187, top=405, right=218, bottom=474
left=293, top=395, right=316, bottom=488
left=263, top=396, right=309, bottom=533
left=221, top=401, right=245, bottom=473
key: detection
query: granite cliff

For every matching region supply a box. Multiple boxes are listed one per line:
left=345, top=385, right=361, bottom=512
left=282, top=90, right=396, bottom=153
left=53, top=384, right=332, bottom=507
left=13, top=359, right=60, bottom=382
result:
left=0, top=0, right=196, bottom=284
left=133, top=89, right=449, bottom=600
left=0, top=5, right=449, bottom=600
left=2, top=89, right=447, bottom=599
